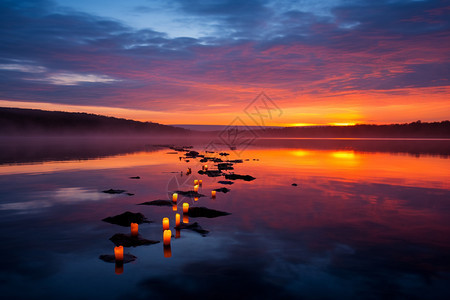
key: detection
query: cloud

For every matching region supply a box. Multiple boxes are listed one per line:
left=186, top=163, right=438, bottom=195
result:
left=0, top=0, right=448, bottom=119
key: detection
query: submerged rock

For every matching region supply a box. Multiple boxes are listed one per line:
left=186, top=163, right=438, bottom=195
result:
left=186, top=207, right=231, bottom=218
left=175, top=190, right=206, bottom=198
left=102, top=211, right=151, bottom=227
left=138, top=200, right=173, bottom=207
left=217, top=163, right=234, bottom=171
left=218, top=180, right=234, bottom=185
left=102, top=189, right=126, bottom=194
left=109, top=233, right=159, bottom=247
left=224, top=173, right=256, bottom=181
left=219, top=152, right=230, bottom=156
left=198, top=170, right=222, bottom=177
left=129, top=176, right=141, bottom=179
left=99, top=254, right=137, bottom=263
left=214, top=187, right=231, bottom=193
left=226, top=159, right=243, bottom=163
left=176, top=222, right=209, bottom=236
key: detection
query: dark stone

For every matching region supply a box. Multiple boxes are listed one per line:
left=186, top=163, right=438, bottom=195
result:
left=185, top=150, right=200, bottom=158
left=126, top=193, right=135, bottom=196
left=218, top=181, right=234, bottom=185
left=226, top=159, right=243, bottom=163
left=102, top=189, right=126, bottom=194
left=292, top=183, right=298, bottom=186
left=198, top=170, right=222, bottom=177
left=219, top=152, right=230, bottom=156
left=99, top=254, right=137, bottom=263
left=186, top=207, right=231, bottom=218
left=175, top=190, right=206, bottom=198
left=176, top=222, right=209, bottom=236
left=200, top=158, right=208, bottom=162
left=138, top=200, right=173, bottom=207
left=109, top=233, right=160, bottom=247
left=102, top=211, right=151, bottom=227
left=129, top=176, right=141, bottom=179
left=217, top=163, right=234, bottom=170
left=224, top=174, right=256, bottom=181
left=214, top=187, right=231, bottom=193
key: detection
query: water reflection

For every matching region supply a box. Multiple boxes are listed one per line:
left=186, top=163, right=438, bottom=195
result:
left=0, top=139, right=448, bottom=299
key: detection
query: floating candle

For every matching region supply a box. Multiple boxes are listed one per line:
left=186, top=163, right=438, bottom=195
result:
left=183, top=215, right=189, bottom=224
left=204, top=165, right=208, bottom=170
left=172, top=193, right=178, bottom=202
left=163, top=230, right=171, bottom=245
left=162, top=217, right=170, bottom=230
left=194, top=185, right=199, bottom=193
left=183, top=203, right=189, bottom=213
left=130, top=222, right=138, bottom=236
left=211, top=190, right=216, bottom=198
left=194, top=179, right=199, bottom=185
left=114, top=246, right=123, bottom=261
left=175, top=213, right=180, bottom=227
left=172, top=204, right=177, bottom=211
left=194, top=197, right=198, bottom=202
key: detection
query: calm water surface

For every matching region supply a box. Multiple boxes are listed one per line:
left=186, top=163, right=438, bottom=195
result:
left=0, top=138, right=449, bottom=299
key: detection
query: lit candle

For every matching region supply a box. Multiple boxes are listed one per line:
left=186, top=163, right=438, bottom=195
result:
left=172, top=204, right=177, bottom=211
left=194, top=197, right=198, bottom=202
left=199, top=180, right=202, bottom=186
left=172, top=193, right=178, bottom=202
left=175, top=213, right=180, bottom=227
left=204, top=164, right=208, bottom=170
left=130, top=222, right=138, bottom=236
left=114, top=246, right=123, bottom=261
left=162, top=217, right=170, bottom=230
left=211, top=190, right=216, bottom=198
left=183, top=215, right=189, bottom=224
left=164, top=244, right=172, bottom=258
left=194, top=185, right=199, bottom=193
left=163, top=230, right=171, bottom=245
left=183, top=203, right=189, bottom=213
left=194, top=179, right=199, bottom=185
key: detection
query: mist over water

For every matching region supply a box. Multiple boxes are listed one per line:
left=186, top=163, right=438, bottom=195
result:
left=0, top=138, right=449, bottom=299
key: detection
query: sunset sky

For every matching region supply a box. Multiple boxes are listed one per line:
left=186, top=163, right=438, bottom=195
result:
left=0, top=0, right=449, bottom=126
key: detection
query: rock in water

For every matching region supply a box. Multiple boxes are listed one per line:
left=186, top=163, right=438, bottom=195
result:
left=99, top=254, right=137, bottom=263
left=186, top=207, right=231, bottom=218
left=224, top=174, right=255, bottom=181
left=138, top=200, right=173, bottom=207
left=176, top=222, right=209, bottom=236
left=102, top=211, right=151, bottom=227
left=218, top=181, right=234, bottom=185
left=102, top=189, right=126, bottom=194
left=109, top=233, right=159, bottom=247
left=214, top=187, right=231, bottom=193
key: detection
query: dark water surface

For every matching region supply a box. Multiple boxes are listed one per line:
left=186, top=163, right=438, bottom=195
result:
left=0, top=138, right=449, bottom=299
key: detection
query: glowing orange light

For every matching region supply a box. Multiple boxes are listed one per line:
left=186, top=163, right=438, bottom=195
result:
left=162, top=217, right=170, bottom=230
left=130, top=223, right=138, bottom=236
left=172, top=193, right=178, bottom=202
left=114, top=246, right=123, bottom=261
left=183, top=203, right=189, bottom=213
left=211, top=190, right=216, bottom=198
left=163, top=230, right=171, bottom=245
left=175, top=213, right=181, bottom=227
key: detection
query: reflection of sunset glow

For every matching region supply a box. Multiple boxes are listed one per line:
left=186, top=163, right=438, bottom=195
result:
left=291, top=150, right=310, bottom=157
left=331, top=151, right=356, bottom=159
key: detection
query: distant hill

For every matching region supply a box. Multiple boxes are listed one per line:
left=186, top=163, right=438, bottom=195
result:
left=0, top=107, right=190, bottom=136
left=259, top=121, right=450, bottom=138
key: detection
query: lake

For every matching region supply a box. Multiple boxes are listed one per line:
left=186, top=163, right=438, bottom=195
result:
left=0, top=137, right=449, bottom=299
